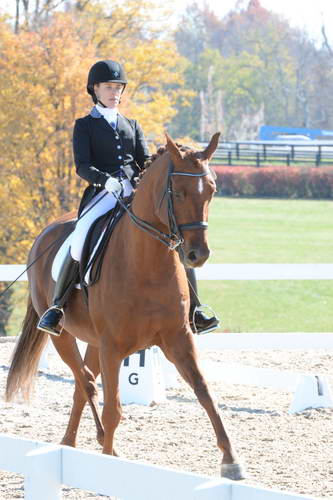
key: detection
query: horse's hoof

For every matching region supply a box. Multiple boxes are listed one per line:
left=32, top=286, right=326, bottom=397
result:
left=221, top=463, right=246, bottom=481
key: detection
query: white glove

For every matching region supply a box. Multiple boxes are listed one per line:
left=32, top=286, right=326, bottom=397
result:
left=105, top=176, right=122, bottom=195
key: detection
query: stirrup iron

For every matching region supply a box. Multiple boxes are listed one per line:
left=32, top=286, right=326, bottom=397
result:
left=37, top=306, right=65, bottom=336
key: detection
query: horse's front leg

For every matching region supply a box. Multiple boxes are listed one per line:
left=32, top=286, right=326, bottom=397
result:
left=161, top=330, right=246, bottom=480
left=99, top=339, right=122, bottom=456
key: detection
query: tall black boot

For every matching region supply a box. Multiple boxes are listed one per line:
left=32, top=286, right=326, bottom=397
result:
left=186, top=267, right=220, bottom=334
left=37, top=250, right=79, bottom=336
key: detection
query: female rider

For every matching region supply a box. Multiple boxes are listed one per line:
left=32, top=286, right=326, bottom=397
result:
left=37, top=60, right=218, bottom=336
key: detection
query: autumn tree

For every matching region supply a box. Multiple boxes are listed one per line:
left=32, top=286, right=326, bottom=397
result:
left=0, top=1, right=188, bottom=333
left=172, top=0, right=333, bottom=139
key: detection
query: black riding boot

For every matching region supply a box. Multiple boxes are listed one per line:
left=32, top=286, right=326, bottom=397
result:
left=37, top=250, right=79, bottom=336
left=186, top=267, right=220, bottom=334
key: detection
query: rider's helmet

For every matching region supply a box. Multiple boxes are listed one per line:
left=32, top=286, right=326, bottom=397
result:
left=87, top=60, right=128, bottom=104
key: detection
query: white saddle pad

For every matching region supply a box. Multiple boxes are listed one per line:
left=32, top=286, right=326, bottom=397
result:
left=51, top=232, right=79, bottom=287
left=51, top=227, right=107, bottom=288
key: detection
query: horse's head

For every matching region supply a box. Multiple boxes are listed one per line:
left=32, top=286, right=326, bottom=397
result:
left=157, top=132, right=219, bottom=268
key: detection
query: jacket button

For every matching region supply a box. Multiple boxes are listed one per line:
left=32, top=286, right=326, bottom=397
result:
left=115, top=135, right=119, bottom=140
left=118, top=155, right=122, bottom=159
left=117, top=145, right=121, bottom=149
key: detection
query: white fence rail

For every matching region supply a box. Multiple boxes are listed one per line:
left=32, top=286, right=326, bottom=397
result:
left=1, top=263, right=333, bottom=281
left=169, top=333, right=333, bottom=414
left=0, top=434, right=320, bottom=500
left=2, top=263, right=333, bottom=413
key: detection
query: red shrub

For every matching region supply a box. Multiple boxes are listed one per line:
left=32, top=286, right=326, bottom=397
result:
left=213, top=166, right=333, bottom=199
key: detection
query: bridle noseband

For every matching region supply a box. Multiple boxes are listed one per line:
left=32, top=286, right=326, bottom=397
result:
left=117, top=160, right=211, bottom=250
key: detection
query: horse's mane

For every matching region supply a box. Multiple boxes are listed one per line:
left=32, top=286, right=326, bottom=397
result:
left=143, top=143, right=194, bottom=170
left=139, top=143, right=216, bottom=183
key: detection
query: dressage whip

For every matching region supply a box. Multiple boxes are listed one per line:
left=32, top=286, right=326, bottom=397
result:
left=0, top=191, right=109, bottom=299
left=1, top=176, right=212, bottom=328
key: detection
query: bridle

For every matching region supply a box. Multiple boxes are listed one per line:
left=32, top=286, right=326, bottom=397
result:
left=166, top=160, right=210, bottom=248
left=0, top=160, right=211, bottom=300
left=117, top=160, right=211, bottom=250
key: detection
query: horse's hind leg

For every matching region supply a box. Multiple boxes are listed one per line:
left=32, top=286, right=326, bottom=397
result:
left=50, top=332, right=104, bottom=447
left=161, top=331, right=245, bottom=480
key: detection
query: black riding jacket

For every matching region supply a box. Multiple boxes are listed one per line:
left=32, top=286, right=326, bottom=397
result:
left=73, top=106, right=150, bottom=210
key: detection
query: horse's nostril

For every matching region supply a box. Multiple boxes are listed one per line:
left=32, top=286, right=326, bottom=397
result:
left=188, top=250, right=197, bottom=262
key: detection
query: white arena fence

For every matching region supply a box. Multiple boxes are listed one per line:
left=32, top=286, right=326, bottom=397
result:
left=0, top=434, right=321, bottom=500
left=0, top=265, right=332, bottom=498
left=2, top=263, right=333, bottom=281
left=1, top=264, right=333, bottom=414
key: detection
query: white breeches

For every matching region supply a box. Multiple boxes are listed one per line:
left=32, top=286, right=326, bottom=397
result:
left=70, top=179, right=133, bottom=261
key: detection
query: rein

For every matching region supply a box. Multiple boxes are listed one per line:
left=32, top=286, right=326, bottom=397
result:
left=116, top=160, right=210, bottom=250
left=0, top=159, right=210, bottom=299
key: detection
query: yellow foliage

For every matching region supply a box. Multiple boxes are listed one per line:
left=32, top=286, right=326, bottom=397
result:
left=0, top=4, right=187, bottom=263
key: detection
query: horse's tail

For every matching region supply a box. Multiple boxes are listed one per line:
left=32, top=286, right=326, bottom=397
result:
left=5, top=294, right=48, bottom=402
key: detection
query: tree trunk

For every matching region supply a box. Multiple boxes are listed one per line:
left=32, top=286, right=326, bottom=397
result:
left=15, top=0, right=20, bottom=34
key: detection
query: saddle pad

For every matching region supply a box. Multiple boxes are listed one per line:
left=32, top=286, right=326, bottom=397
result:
left=51, top=232, right=77, bottom=284
left=80, top=208, right=116, bottom=287
left=52, top=199, right=128, bottom=292
left=51, top=223, right=107, bottom=288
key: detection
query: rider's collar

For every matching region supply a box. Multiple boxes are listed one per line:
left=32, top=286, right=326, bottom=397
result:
left=90, top=106, right=119, bottom=122
left=96, top=104, right=118, bottom=123
left=90, top=106, right=102, bottom=118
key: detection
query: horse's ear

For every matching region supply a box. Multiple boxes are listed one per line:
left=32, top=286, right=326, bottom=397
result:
left=201, top=132, right=221, bottom=161
left=165, top=132, right=183, bottom=162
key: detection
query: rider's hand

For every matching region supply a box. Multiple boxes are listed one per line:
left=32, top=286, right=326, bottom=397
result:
left=105, top=177, right=122, bottom=195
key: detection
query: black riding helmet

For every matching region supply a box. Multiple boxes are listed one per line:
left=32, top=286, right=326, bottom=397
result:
left=87, top=60, right=128, bottom=104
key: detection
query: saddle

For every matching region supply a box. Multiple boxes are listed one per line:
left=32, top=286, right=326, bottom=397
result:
left=79, top=197, right=131, bottom=303
left=52, top=197, right=132, bottom=304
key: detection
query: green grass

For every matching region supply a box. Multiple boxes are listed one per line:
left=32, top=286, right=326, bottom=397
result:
left=199, top=197, right=333, bottom=332
left=199, top=280, right=333, bottom=333
left=5, top=283, right=28, bottom=336
left=208, top=198, right=333, bottom=263
left=4, top=197, right=333, bottom=334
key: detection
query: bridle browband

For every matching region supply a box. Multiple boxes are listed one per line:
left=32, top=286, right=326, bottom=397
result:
left=116, top=159, right=210, bottom=250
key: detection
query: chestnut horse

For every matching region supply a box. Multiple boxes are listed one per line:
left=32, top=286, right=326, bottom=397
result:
left=6, top=133, right=245, bottom=480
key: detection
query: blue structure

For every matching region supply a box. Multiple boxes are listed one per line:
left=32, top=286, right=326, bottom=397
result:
left=259, top=125, right=333, bottom=141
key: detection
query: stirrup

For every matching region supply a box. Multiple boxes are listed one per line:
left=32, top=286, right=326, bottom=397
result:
left=195, top=324, right=219, bottom=335
left=37, top=306, right=64, bottom=337
left=190, top=304, right=220, bottom=336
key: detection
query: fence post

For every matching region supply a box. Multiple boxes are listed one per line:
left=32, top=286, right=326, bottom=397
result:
left=25, top=445, right=62, bottom=500
left=256, top=152, right=260, bottom=167
left=316, top=146, right=321, bottom=166
left=227, top=151, right=232, bottom=166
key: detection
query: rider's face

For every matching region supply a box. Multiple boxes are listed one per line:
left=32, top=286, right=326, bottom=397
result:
left=94, top=82, right=125, bottom=108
